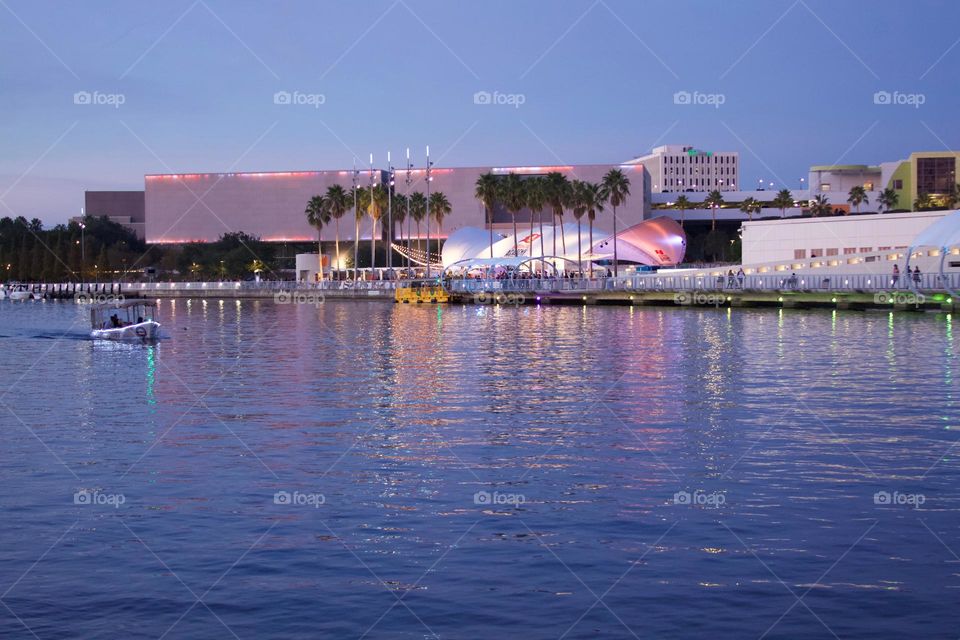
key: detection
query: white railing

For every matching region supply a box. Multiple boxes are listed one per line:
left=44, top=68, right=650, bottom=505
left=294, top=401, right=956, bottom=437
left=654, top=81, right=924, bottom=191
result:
left=444, top=272, right=958, bottom=295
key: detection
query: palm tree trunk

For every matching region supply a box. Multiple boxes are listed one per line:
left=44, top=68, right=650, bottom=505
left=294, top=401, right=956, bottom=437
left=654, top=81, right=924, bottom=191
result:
left=612, top=206, right=619, bottom=277
left=318, top=229, right=324, bottom=281
left=488, top=206, right=493, bottom=259
left=334, top=217, right=341, bottom=279
left=407, top=210, right=412, bottom=271
left=538, top=210, right=545, bottom=259
left=558, top=213, right=566, bottom=253
left=588, top=218, right=594, bottom=278
left=370, top=218, right=377, bottom=271
left=552, top=210, right=557, bottom=256
left=512, top=214, right=518, bottom=257
left=681, top=208, right=685, bottom=228
left=712, top=206, right=717, bottom=231
left=416, top=220, right=421, bottom=257
left=529, top=208, right=535, bottom=258
left=577, top=220, right=582, bottom=275
left=353, top=217, right=359, bottom=279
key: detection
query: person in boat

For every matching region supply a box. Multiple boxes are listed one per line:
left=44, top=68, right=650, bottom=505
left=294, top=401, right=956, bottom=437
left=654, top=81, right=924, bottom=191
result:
left=137, top=316, right=144, bottom=324
left=110, top=314, right=121, bottom=328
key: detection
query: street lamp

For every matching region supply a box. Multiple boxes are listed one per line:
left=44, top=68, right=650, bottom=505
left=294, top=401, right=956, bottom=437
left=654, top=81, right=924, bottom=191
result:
left=405, top=148, right=412, bottom=272
left=78, top=220, right=86, bottom=283
left=387, top=150, right=394, bottom=272
left=425, top=145, right=433, bottom=279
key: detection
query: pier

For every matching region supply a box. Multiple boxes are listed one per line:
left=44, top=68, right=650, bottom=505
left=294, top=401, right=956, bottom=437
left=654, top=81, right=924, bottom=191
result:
left=12, top=272, right=957, bottom=312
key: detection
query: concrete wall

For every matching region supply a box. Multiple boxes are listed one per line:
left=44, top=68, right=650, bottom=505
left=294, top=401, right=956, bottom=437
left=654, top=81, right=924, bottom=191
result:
left=742, top=210, right=951, bottom=265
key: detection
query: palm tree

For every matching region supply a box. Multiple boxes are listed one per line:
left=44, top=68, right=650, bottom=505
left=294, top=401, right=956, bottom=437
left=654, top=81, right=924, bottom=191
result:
left=877, top=187, right=899, bottom=213
left=324, top=184, right=349, bottom=276
left=570, top=180, right=586, bottom=272
left=914, top=191, right=933, bottom=211
left=809, top=194, right=831, bottom=217
left=525, top=177, right=547, bottom=258
left=392, top=192, right=408, bottom=269
left=847, top=185, right=868, bottom=214
left=474, top=172, right=499, bottom=259
left=544, top=172, right=570, bottom=256
left=581, top=182, right=605, bottom=278
left=772, top=188, right=793, bottom=219
left=703, top=189, right=724, bottom=231
left=499, top=173, right=526, bottom=257
left=351, top=186, right=367, bottom=277
left=674, top=195, right=691, bottom=227
left=366, top=185, right=388, bottom=269
left=943, top=183, right=960, bottom=210
left=739, top=196, right=760, bottom=221
left=409, top=192, right=427, bottom=257
left=305, top=194, right=330, bottom=280
left=600, top=169, right=630, bottom=277
left=429, top=191, right=452, bottom=248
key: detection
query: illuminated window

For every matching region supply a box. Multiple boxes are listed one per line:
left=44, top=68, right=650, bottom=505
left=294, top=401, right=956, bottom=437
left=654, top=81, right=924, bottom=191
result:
left=820, top=183, right=831, bottom=191
left=863, top=182, right=874, bottom=190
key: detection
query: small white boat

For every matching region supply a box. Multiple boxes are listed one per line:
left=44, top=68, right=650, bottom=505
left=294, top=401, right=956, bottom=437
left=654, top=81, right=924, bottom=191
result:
left=90, top=299, right=161, bottom=340
left=7, top=283, right=39, bottom=301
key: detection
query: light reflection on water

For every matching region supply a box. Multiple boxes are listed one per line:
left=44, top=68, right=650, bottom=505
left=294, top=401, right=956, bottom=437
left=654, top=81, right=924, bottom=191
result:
left=0, top=299, right=959, bottom=638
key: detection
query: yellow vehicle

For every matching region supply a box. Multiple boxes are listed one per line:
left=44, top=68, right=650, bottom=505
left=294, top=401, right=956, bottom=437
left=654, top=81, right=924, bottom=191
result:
left=395, top=282, right=449, bottom=304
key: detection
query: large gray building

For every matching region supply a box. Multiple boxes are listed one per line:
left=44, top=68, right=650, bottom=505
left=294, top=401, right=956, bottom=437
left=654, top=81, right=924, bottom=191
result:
left=83, top=190, right=146, bottom=239
left=141, top=163, right=651, bottom=245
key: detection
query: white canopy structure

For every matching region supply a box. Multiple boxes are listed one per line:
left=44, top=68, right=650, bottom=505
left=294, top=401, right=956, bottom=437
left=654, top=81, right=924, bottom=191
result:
left=440, top=216, right=686, bottom=270
left=907, top=209, right=960, bottom=296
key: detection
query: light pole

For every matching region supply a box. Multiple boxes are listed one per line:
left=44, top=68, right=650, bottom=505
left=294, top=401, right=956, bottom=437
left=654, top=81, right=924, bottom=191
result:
left=387, top=151, right=394, bottom=272
left=79, top=219, right=86, bottom=283
left=369, top=153, right=375, bottom=274
left=405, top=148, right=412, bottom=273
left=352, top=159, right=359, bottom=280
left=425, top=145, right=432, bottom=279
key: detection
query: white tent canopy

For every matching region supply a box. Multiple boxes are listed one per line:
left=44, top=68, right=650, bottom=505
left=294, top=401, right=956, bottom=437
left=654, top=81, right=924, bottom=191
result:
left=909, top=209, right=960, bottom=250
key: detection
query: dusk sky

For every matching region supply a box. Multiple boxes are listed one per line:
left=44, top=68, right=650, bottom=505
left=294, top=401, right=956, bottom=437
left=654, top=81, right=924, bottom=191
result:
left=2, top=0, right=958, bottom=225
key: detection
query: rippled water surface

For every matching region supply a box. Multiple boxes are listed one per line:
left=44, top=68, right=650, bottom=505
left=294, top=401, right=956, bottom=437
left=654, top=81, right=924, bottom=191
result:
left=1, top=299, right=959, bottom=639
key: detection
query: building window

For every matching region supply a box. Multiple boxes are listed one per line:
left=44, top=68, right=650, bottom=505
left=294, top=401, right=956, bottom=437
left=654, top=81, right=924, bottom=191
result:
left=826, top=248, right=839, bottom=256
left=860, top=247, right=873, bottom=253
left=820, top=183, right=831, bottom=192
left=893, top=179, right=903, bottom=190
left=810, top=248, right=823, bottom=258
left=878, top=246, right=891, bottom=251
left=863, top=181, right=874, bottom=190
left=916, top=156, right=956, bottom=195
left=794, top=249, right=807, bottom=259
left=843, top=247, right=857, bottom=255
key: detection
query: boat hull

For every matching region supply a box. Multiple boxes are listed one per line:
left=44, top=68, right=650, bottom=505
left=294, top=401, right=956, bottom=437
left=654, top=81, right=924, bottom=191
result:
left=91, top=321, right=161, bottom=341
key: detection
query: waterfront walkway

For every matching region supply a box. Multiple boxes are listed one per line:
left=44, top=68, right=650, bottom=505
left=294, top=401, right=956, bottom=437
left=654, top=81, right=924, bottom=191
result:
left=12, top=272, right=959, bottom=311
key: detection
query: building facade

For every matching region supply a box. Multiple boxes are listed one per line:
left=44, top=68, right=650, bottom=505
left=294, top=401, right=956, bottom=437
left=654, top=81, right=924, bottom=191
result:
left=625, top=145, right=739, bottom=193
left=144, top=164, right=650, bottom=245
left=84, top=191, right=146, bottom=239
